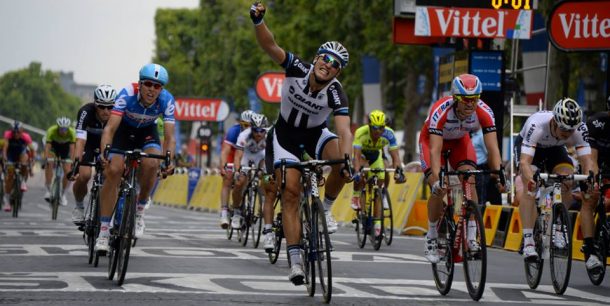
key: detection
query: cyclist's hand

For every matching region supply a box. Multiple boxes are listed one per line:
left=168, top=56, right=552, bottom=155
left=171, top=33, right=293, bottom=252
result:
left=430, top=181, right=446, bottom=197
left=394, top=167, right=406, bottom=184
left=249, top=2, right=266, bottom=25
left=526, top=178, right=537, bottom=197
left=160, top=162, right=175, bottom=179
left=352, top=172, right=361, bottom=183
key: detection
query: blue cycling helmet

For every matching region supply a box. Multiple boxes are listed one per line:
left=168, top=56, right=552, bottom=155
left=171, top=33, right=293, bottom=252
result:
left=139, top=63, right=169, bottom=85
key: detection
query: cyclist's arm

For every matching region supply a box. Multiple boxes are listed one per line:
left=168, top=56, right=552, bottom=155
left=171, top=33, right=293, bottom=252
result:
left=519, top=152, right=535, bottom=184
left=100, top=114, right=122, bottom=153
left=234, top=148, right=244, bottom=171
left=335, top=115, right=352, bottom=158
left=482, top=131, right=502, bottom=171
left=352, top=146, right=363, bottom=171
left=429, top=134, right=443, bottom=183
left=590, top=148, right=599, bottom=175
left=74, top=138, right=85, bottom=162
left=219, top=142, right=232, bottom=168
left=68, top=143, right=75, bottom=161
left=577, top=153, right=594, bottom=178
left=389, top=148, right=401, bottom=169
left=253, top=16, right=286, bottom=65
left=163, top=122, right=176, bottom=160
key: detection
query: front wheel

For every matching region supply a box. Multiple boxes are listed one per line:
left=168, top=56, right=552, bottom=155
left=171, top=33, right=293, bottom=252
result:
left=462, top=200, right=487, bottom=301
left=251, top=191, right=263, bottom=248
left=587, top=203, right=607, bottom=285
left=383, top=189, right=394, bottom=246
left=116, top=189, right=136, bottom=286
left=372, top=189, right=383, bottom=251
left=549, top=203, right=572, bottom=295
left=432, top=211, right=455, bottom=295
left=268, top=215, right=282, bottom=264
left=314, top=198, right=332, bottom=303
left=524, top=217, right=544, bottom=289
left=300, top=198, right=315, bottom=297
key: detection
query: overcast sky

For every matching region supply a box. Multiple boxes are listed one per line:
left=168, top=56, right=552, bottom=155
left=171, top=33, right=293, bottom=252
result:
left=0, top=0, right=199, bottom=89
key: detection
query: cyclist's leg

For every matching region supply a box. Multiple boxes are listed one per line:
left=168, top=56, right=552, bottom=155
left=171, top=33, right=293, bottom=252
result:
left=351, top=154, right=367, bottom=210
left=319, top=130, right=343, bottom=233
left=231, top=171, right=247, bottom=228
left=370, top=153, right=385, bottom=235
left=73, top=165, right=92, bottom=206
left=96, top=153, right=124, bottom=251
left=262, top=174, right=276, bottom=248
left=44, top=152, right=55, bottom=194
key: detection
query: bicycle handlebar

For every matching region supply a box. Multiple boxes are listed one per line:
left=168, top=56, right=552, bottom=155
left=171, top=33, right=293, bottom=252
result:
left=439, top=168, right=506, bottom=189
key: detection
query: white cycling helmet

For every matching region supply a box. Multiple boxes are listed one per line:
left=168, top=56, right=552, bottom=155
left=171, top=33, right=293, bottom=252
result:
left=56, top=116, right=71, bottom=128
left=240, top=110, right=255, bottom=123
left=553, top=98, right=582, bottom=130
left=317, top=41, right=349, bottom=68
left=94, top=84, right=117, bottom=106
left=250, top=113, right=268, bottom=129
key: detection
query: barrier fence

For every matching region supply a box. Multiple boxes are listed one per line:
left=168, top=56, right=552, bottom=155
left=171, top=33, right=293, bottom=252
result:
left=152, top=168, right=607, bottom=263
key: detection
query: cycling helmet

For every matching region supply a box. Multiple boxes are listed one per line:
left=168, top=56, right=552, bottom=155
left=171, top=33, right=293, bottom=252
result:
left=451, top=74, right=482, bottom=96
left=139, top=63, right=169, bottom=86
left=369, top=110, right=386, bottom=127
left=240, top=110, right=255, bottom=123
left=12, top=121, right=22, bottom=131
left=552, top=98, right=582, bottom=130
left=56, top=116, right=71, bottom=128
left=250, top=113, right=268, bottom=129
left=317, top=41, right=349, bottom=68
left=94, top=84, right=117, bottom=106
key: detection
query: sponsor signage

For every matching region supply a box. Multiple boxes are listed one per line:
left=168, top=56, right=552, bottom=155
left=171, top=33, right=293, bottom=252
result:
left=470, top=51, right=503, bottom=92
left=415, top=6, right=532, bottom=39
left=415, top=0, right=535, bottom=10
left=174, top=98, right=229, bottom=122
left=548, top=0, right=610, bottom=51
left=255, top=71, right=284, bottom=103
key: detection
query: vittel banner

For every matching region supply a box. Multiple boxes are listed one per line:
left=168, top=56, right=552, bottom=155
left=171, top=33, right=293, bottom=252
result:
left=548, top=0, right=610, bottom=51
left=415, top=6, right=532, bottom=39
left=174, top=98, right=229, bottom=122
left=255, top=71, right=285, bottom=103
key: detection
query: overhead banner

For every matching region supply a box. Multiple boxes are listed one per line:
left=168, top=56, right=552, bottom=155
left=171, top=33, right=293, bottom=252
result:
left=174, top=98, right=229, bottom=122
left=255, top=71, right=285, bottom=103
left=415, top=6, right=532, bottom=39
left=548, top=0, right=610, bottom=51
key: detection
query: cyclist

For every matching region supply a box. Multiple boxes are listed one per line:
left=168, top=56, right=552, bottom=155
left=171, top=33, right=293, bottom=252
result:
left=583, top=95, right=610, bottom=271
left=69, top=84, right=116, bottom=225
left=516, top=98, right=594, bottom=261
left=351, top=110, right=405, bottom=236
left=95, top=63, right=175, bottom=253
left=262, top=123, right=278, bottom=251
left=251, top=2, right=353, bottom=285
left=419, top=74, right=504, bottom=263
left=2, top=121, right=35, bottom=212
left=44, top=117, right=76, bottom=206
left=231, top=113, right=268, bottom=229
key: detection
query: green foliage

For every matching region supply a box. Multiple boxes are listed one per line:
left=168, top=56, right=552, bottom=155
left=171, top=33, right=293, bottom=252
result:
left=0, top=62, right=82, bottom=134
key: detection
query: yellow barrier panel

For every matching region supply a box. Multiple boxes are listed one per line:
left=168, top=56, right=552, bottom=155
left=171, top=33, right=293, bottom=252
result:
left=504, top=208, right=522, bottom=251
left=329, top=182, right=355, bottom=224
left=202, top=175, right=223, bottom=212
left=152, top=174, right=188, bottom=207
left=390, top=173, right=424, bottom=233
left=483, top=205, right=502, bottom=247
left=152, top=178, right=168, bottom=204
left=572, top=212, right=584, bottom=261
left=189, top=175, right=213, bottom=210
left=404, top=200, right=428, bottom=235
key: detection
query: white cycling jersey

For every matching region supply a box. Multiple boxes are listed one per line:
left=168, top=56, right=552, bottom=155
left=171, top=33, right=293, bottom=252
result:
left=236, top=127, right=266, bottom=168
left=518, top=111, right=591, bottom=157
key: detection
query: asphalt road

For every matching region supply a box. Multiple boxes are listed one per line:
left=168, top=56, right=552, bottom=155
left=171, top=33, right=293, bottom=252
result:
left=1, top=176, right=609, bottom=305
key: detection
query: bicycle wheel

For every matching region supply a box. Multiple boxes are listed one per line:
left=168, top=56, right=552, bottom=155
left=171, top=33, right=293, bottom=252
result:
left=587, top=203, right=607, bottom=285
left=86, top=189, right=97, bottom=264
left=355, top=195, right=367, bottom=248
left=549, top=203, right=572, bottom=295
left=383, top=189, right=394, bottom=246
left=432, top=210, right=455, bottom=295
left=117, top=188, right=136, bottom=286
left=51, top=179, right=60, bottom=220
left=268, top=213, right=282, bottom=264
left=300, top=198, right=315, bottom=297
left=372, top=189, right=383, bottom=251
left=107, top=234, right=119, bottom=280
left=251, top=190, right=263, bottom=248
left=462, top=200, right=487, bottom=301
left=314, top=198, right=332, bottom=303
left=226, top=209, right=234, bottom=240
left=524, top=217, right=544, bottom=289
left=91, top=191, right=102, bottom=267
left=240, top=194, right=251, bottom=247
left=11, top=185, right=20, bottom=218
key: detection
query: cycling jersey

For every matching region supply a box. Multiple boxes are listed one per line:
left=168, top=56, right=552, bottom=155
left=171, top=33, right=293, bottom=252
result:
left=223, top=123, right=243, bottom=164
left=586, top=112, right=610, bottom=169
left=3, top=130, right=33, bottom=162
left=273, top=52, right=349, bottom=164
left=112, top=83, right=175, bottom=128
left=236, top=127, right=266, bottom=168
left=423, top=96, right=496, bottom=140
left=353, top=125, right=398, bottom=155
left=46, top=125, right=76, bottom=144
left=75, top=103, right=106, bottom=162
left=518, top=111, right=590, bottom=157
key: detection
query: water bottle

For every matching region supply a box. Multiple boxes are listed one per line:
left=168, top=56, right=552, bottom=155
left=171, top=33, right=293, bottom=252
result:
left=300, top=144, right=312, bottom=161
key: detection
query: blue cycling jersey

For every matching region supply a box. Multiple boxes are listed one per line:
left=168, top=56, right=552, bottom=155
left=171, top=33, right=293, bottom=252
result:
left=112, top=83, right=176, bottom=128
left=223, top=124, right=242, bottom=147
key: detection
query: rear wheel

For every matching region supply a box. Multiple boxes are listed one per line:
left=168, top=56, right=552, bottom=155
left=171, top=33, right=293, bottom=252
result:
left=462, top=200, right=487, bottom=301
left=268, top=213, right=282, bottom=264
left=239, top=194, right=251, bottom=247
left=524, top=217, right=544, bottom=289
left=587, top=203, right=607, bottom=285
left=355, top=191, right=367, bottom=249
left=383, top=188, right=394, bottom=246
left=314, top=198, right=332, bottom=303
left=87, top=190, right=100, bottom=265
left=251, top=190, right=263, bottom=248
left=432, top=211, right=455, bottom=295
left=550, top=203, right=572, bottom=295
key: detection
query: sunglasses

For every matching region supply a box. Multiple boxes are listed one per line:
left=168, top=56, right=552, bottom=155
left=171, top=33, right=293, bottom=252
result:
left=558, top=126, right=575, bottom=132
left=321, top=54, right=341, bottom=69
left=370, top=125, right=385, bottom=131
left=142, top=81, right=163, bottom=89
left=252, top=127, right=266, bottom=133
left=59, top=127, right=68, bottom=133
left=97, top=105, right=113, bottom=110
left=455, top=95, right=480, bottom=103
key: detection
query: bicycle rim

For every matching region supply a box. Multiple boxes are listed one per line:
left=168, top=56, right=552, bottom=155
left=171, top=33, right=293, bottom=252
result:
left=550, top=204, right=572, bottom=295
left=356, top=204, right=367, bottom=248
left=92, top=192, right=102, bottom=267
left=524, top=218, right=544, bottom=289
left=87, top=189, right=98, bottom=265
left=269, top=215, right=282, bottom=264
left=226, top=210, right=234, bottom=240
left=383, top=190, right=394, bottom=246
left=300, top=199, right=314, bottom=297
left=314, top=198, right=332, bottom=303
left=462, top=201, right=487, bottom=301
left=117, top=189, right=136, bottom=286
left=252, top=191, right=263, bottom=248
left=432, top=213, right=455, bottom=295
left=108, top=238, right=118, bottom=280
left=372, top=189, right=383, bottom=251
left=587, top=206, right=607, bottom=285
left=51, top=179, right=60, bottom=220
left=240, top=196, right=250, bottom=247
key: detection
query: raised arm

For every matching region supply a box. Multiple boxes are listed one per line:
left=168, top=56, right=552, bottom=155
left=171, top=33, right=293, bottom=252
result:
left=250, top=2, right=286, bottom=65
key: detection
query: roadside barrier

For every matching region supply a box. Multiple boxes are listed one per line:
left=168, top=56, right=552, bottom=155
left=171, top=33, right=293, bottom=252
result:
left=492, top=207, right=514, bottom=248
left=503, top=208, right=522, bottom=251
left=483, top=205, right=502, bottom=247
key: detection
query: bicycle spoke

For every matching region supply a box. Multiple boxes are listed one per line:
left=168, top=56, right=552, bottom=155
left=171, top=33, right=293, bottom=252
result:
left=462, top=201, right=487, bottom=301
left=432, top=213, right=454, bottom=296
left=549, top=204, right=572, bottom=295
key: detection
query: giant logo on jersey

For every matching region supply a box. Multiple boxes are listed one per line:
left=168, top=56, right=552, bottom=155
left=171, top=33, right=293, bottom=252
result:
left=288, top=86, right=323, bottom=112
left=174, top=98, right=229, bottom=122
